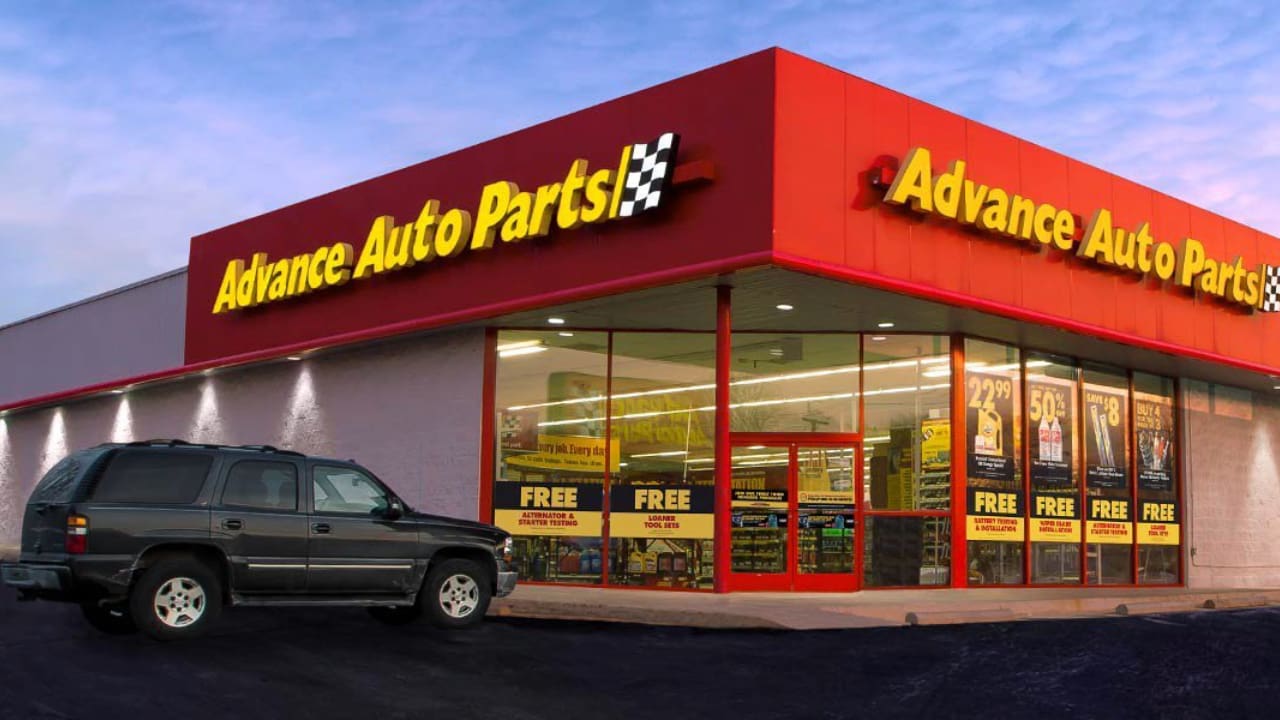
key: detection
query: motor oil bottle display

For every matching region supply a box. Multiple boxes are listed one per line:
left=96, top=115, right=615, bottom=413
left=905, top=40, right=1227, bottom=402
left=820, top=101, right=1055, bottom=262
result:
left=976, top=406, right=1003, bottom=456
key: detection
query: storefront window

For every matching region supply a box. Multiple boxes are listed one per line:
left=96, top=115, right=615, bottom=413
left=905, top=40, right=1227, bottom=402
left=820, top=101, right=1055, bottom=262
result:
left=963, top=339, right=1024, bottom=585
left=729, top=333, right=860, bottom=433
left=608, top=333, right=715, bottom=589
left=1027, top=355, right=1081, bottom=584
left=862, top=335, right=951, bottom=587
left=493, top=331, right=609, bottom=584
left=1083, top=366, right=1132, bottom=584
left=1134, top=373, right=1180, bottom=584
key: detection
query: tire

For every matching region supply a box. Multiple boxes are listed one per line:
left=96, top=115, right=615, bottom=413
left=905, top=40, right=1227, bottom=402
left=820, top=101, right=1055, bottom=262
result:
left=80, top=600, right=137, bottom=635
left=128, top=558, right=223, bottom=641
left=423, top=559, right=491, bottom=629
left=368, top=605, right=422, bottom=626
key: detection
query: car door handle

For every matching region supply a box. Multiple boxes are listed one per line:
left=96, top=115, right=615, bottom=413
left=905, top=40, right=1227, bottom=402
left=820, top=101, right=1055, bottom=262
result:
left=311, top=523, right=331, bottom=534
left=222, top=519, right=243, bottom=531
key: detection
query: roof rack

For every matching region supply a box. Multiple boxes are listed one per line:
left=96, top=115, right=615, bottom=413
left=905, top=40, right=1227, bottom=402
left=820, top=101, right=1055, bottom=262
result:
left=124, top=439, right=305, bottom=457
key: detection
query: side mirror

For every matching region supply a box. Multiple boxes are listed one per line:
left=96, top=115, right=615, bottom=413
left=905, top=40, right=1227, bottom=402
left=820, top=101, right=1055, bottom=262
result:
left=384, top=498, right=404, bottom=521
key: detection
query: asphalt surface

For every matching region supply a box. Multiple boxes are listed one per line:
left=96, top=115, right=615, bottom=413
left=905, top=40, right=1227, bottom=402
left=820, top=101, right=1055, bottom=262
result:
left=0, top=590, right=1277, bottom=720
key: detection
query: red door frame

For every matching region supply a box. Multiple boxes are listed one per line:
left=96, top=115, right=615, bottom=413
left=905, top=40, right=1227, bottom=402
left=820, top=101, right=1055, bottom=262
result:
left=724, top=433, right=862, bottom=592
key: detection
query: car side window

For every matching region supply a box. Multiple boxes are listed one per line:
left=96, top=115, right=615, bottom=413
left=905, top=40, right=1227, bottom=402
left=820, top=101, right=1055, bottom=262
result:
left=312, top=466, right=388, bottom=516
left=221, top=460, right=298, bottom=512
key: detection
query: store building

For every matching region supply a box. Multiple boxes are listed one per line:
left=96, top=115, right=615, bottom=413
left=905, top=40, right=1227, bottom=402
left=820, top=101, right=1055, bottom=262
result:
left=2, top=48, right=1279, bottom=593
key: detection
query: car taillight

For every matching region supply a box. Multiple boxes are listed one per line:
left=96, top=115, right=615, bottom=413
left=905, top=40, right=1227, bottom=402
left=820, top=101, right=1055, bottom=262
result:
left=66, top=514, right=88, bottom=554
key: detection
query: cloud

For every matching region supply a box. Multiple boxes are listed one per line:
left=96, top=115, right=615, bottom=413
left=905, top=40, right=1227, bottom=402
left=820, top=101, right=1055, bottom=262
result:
left=1, top=0, right=1280, bottom=326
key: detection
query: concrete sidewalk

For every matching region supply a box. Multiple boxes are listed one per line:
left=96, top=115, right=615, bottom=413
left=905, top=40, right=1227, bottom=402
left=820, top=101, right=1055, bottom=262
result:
left=490, top=584, right=1280, bottom=630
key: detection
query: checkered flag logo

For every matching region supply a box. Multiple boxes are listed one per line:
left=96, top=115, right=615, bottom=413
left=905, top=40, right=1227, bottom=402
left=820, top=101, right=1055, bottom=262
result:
left=618, top=132, right=680, bottom=218
left=1262, top=265, right=1280, bottom=313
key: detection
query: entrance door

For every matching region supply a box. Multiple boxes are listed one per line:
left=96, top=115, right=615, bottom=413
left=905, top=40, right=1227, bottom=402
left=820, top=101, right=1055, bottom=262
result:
left=727, top=438, right=860, bottom=592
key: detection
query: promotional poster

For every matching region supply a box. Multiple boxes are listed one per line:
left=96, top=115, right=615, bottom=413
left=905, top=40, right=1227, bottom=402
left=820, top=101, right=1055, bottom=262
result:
left=1028, top=376, right=1074, bottom=487
left=966, top=370, right=1017, bottom=482
left=1084, top=386, right=1128, bottom=490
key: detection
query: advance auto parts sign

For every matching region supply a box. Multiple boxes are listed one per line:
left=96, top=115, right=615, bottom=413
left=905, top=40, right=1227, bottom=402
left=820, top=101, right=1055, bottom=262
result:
left=881, top=147, right=1280, bottom=314
left=211, top=133, right=683, bottom=314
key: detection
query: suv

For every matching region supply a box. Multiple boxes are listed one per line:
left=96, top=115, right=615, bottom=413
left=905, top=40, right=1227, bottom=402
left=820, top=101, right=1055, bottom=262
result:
left=0, top=440, right=517, bottom=640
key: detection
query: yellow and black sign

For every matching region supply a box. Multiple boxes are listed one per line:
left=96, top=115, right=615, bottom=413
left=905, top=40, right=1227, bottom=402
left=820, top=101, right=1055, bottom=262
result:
left=1084, top=386, right=1128, bottom=490
left=882, top=146, right=1277, bottom=313
left=1136, top=500, right=1180, bottom=546
left=1085, top=497, right=1133, bottom=544
left=966, top=370, right=1016, bottom=482
left=1029, top=491, right=1082, bottom=542
left=493, top=481, right=603, bottom=537
left=610, top=485, right=714, bottom=539
left=1135, top=396, right=1175, bottom=492
left=213, top=132, right=683, bottom=314
left=504, top=435, right=620, bottom=474
left=966, top=487, right=1025, bottom=542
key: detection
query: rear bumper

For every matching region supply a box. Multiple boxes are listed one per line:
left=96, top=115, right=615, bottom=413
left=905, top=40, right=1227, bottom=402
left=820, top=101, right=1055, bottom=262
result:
left=496, top=571, right=518, bottom=597
left=1, top=562, right=73, bottom=598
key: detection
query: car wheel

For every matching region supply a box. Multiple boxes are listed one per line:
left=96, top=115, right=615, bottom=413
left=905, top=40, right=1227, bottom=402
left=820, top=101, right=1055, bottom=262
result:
left=129, top=558, right=223, bottom=641
left=80, top=600, right=137, bottom=635
left=423, top=558, right=491, bottom=629
left=368, top=605, right=422, bottom=626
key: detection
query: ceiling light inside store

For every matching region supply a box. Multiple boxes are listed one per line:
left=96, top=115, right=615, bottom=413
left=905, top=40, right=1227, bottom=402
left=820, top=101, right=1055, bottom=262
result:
left=871, top=336, right=886, bottom=342
left=558, top=332, right=574, bottom=337
left=547, top=317, right=566, bottom=325
left=498, top=345, right=548, bottom=358
left=877, top=322, right=895, bottom=328
left=776, top=304, right=794, bottom=311
left=497, top=340, right=543, bottom=352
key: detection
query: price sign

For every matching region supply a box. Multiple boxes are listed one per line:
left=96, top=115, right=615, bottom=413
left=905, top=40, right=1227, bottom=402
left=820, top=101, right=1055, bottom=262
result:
left=1028, top=376, right=1073, bottom=488
left=966, top=370, right=1016, bottom=482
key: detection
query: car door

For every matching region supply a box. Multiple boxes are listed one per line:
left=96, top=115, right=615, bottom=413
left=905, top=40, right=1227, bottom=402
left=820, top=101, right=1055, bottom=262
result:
left=210, top=457, right=309, bottom=593
left=305, top=463, right=419, bottom=594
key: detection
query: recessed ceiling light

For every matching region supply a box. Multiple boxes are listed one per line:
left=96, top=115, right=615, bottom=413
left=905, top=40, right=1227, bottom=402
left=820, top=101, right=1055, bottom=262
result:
left=559, top=332, right=574, bottom=337
left=776, top=304, right=794, bottom=311
left=497, top=340, right=543, bottom=352
left=871, top=336, right=887, bottom=341
left=110, top=389, right=125, bottom=395
left=286, top=355, right=303, bottom=361
left=877, top=322, right=895, bottom=329
left=547, top=317, right=566, bottom=325
left=769, top=348, right=784, bottom=356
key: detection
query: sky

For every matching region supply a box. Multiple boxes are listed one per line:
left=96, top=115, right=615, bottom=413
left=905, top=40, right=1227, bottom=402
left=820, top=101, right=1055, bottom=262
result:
left=1, top=0, right=1279, bottom=326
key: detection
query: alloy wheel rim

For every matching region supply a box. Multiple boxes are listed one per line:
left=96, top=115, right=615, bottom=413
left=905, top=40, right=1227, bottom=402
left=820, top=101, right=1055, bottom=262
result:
left=438, top=574, right=479, bottom=618
left=153, top=576, right=206, bottom=628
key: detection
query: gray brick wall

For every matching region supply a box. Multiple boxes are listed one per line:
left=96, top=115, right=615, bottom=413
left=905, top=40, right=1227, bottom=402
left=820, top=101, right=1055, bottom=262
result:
left=0, top=327, right=486, bottom=545
left=1184, top=380, right=1280, bottom=588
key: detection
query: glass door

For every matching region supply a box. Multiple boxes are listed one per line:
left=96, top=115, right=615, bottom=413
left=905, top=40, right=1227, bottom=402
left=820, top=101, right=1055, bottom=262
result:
left=727, top=438, right=860, bottom=592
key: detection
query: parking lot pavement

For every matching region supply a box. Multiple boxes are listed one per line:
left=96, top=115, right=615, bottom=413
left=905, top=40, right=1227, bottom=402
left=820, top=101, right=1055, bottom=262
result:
left=1, top=590, right=1278, bottom=720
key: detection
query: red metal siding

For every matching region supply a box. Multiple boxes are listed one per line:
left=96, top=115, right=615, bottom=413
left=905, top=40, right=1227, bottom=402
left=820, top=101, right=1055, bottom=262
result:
left=772, top=49, right=1280, bottom=376
left=185, top=51, right=777, bottom=364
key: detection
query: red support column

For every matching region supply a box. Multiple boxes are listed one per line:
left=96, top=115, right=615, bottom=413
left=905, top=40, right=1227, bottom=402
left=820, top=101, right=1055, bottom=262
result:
left=478, top=328, right=498, bottom=524
left=950, top=334, right=968, bottom=587
left=713, top=285, right=732, bottom=593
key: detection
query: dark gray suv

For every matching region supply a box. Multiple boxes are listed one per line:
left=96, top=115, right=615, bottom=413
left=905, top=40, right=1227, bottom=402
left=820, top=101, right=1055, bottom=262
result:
left=0, top=440, right=517, bottom=640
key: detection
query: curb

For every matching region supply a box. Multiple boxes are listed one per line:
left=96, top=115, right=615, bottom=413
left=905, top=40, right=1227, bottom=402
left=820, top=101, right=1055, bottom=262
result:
left=489, top=598, right=789, bottom=630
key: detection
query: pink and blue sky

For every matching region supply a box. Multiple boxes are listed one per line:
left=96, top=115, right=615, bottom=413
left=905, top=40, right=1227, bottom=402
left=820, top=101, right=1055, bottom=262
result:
left=2, top=0, right=1278, bottom=325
